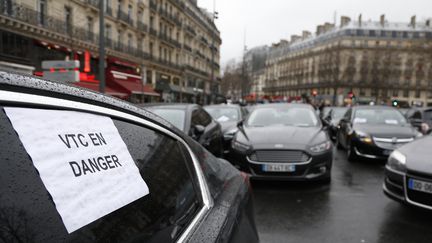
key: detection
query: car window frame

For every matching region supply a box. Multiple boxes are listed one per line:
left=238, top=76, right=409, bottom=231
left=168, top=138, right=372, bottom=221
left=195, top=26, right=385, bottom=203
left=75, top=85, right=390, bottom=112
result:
left=0, top=90, right=213, bottom=243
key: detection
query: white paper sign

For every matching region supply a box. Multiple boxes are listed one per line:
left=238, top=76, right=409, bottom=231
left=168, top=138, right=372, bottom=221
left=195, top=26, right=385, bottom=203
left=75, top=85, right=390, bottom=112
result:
left=4, top=107, right=149, bottom=233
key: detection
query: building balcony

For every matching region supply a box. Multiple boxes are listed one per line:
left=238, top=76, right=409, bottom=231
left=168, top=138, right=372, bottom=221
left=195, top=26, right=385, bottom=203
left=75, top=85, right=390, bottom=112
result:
left=183, top=44, right=192, bottom=52
left=117, top=10, right=134, bottom=26
left=86, top=0, right=99, bottom=9
left=149, top=27, right=157, bottom=36
left=185, top=25, right=197, bottom=35
left=137, top=21, right=148, bottom=32
left=150, top=0, right=158, bottom=11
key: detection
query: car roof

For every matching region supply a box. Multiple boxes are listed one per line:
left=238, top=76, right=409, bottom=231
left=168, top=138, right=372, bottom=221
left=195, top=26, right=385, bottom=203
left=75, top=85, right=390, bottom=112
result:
left=141, top=103, right=197, bottom=110
left=204, top=104, right=241, bottom=109
left=253, top=103, right=314, bottom=109
left=352, top=105, right=397, bottom=110
left=0, top=71, right=183, bottom=135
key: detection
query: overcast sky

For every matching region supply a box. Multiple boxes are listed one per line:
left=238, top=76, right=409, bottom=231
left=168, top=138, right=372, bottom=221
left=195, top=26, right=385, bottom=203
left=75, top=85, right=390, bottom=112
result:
left=197, top=0, right=431, bottom=67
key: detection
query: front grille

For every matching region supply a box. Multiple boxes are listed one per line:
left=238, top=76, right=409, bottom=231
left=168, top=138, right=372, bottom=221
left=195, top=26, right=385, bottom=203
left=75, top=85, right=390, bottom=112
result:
left=406, top=175, right=432, bottom=208
left=249, top=150, right=310, bottom=163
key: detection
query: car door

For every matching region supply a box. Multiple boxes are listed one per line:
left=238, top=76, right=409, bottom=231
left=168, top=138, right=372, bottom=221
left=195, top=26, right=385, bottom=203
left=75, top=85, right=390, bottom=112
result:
left=0, top=100, right=211, bottom=242
left=191, top=108, right=222, bottom=157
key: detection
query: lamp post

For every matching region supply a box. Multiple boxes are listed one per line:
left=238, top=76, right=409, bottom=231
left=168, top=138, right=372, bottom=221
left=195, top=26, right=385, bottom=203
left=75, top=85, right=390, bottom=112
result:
left=210, top=0, right=218, bottom=104
left=99, top=0, right=105, bottom=93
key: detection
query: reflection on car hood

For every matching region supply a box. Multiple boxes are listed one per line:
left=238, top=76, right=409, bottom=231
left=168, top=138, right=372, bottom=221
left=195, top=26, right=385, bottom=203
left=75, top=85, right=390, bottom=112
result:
left=398, top=136, right=432, bottom=175
left=220, top=121, right=237, bottom=134
left=243, top=125, right=323, bottom=149
left=353, top=124, right=416, bottom=138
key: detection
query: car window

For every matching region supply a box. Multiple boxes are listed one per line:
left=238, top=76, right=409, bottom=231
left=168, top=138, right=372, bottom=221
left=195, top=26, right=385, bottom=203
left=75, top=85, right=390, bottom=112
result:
left=343, top=108, right=352, bottom=121
left=149, top=108, right=186, bottom=131
left=205, top=107, right=240, bottom=122
left=353, top=109, right=408, bottom=125
left=412, top=111, right=422, bottom=119
left=424, top=110, right=432, bottom=121
left=0, top=107, right=201, bottom=242
left=247, top=106, right=318, bottom=127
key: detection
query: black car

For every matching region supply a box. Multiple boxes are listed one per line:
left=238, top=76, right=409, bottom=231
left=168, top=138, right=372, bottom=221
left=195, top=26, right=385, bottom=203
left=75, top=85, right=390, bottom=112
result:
left=0, top=72, right=258, bottom=243
left=337, top=106, right=421, bottom=161
left=405, top=107, right=432, bottom=134
left=143, top=104, right=224, bottom=158
left=323, top=107, right=348, bottom=141
left=204, top=104, right=248, bottom=155
left=383, top=135, right=432, bottom=211
left=231, top=104, right=333, bottom=182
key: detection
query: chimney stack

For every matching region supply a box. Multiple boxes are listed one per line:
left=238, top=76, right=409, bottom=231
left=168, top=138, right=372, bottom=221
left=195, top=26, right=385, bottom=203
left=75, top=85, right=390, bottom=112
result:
left=410, top=15, right=416, bottom=28
left=316, top=25, right=324, bottom=35
left=380, top=14, right=385, bottom=27
left=358, top=14, right=362, bottom=27
left=340, top=16, right=351, bottom=27
left=302, top=31, right=311, bottom=39
left=323, top=22, right=335, bottom=32
left=290, top=35, right=301, bottom=43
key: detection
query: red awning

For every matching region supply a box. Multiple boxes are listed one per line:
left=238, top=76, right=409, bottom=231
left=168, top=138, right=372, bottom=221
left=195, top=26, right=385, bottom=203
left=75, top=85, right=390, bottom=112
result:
left=114, top=80, right=160, bottom=97
left=74, top=81, right=129, bottom=99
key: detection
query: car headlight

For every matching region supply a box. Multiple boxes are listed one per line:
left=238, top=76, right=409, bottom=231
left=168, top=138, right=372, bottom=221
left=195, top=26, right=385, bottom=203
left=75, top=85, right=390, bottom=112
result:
left=224, top=127, right=238, bottom=139
left=310, top=141, right=332, bottom=153
left=387, top=150, right=407, bottom=172
left=232, top=140, right=251, bottom=152
left=356, top=131, right=373, bottom=144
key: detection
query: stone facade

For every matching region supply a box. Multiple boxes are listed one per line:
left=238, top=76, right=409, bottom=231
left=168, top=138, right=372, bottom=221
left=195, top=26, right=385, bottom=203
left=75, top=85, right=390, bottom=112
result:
left=262, top=15, right=432, bottom=106
left=0, top=0, right=221, bottom=103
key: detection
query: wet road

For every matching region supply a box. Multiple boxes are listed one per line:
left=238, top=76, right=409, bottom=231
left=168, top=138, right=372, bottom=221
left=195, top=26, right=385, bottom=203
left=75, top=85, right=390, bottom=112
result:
left=252, top=148, right=432, bottom=243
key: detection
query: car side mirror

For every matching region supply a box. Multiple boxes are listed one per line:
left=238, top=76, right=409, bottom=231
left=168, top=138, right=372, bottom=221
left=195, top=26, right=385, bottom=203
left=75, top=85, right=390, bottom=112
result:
left=237, top=120, right=244, bottom=128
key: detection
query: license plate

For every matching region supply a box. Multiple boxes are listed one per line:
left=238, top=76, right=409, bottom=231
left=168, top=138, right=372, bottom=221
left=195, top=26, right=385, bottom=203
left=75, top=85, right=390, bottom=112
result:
left=408, top=178, right=432, bottom=194
left=262, top=164, right=295, bottom=172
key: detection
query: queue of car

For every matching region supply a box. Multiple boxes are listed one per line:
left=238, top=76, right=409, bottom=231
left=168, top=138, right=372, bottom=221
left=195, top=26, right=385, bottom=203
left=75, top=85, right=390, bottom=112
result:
left=4, top=70, right=432, bottom=242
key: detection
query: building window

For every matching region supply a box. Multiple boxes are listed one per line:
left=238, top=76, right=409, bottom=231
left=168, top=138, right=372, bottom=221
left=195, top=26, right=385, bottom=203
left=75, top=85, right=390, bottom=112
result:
left=37, top=0, right=47, bottom=25
left=86, top=17, right=93, bottom=41
left=149, top=42, right=153, bottom=57
left=403, top=89, right=409, bottom=98
left=104, top=0, right=112, bottom=15
left=150, top=16, right=154, bottom=28
left=65, top=7, right=72, bottom=35
left=392, top=89, right=398, bottom=97
left=415, top=90, right=421, bottom=98
left=127, top=33, right=132, bottom=50
left=128, top=4, right=132, bottom=21
left=117, top=30, right=122, bottom=47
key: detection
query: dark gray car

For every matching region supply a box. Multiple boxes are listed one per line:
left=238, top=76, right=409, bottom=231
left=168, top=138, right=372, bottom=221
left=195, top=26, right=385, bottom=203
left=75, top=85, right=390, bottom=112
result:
left=0, top=72, right=258, bottom=243
left=384, top=135, right=432, bottom=211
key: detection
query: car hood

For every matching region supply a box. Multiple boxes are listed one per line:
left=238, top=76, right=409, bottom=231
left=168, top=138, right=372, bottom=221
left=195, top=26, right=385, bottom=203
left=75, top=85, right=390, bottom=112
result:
left=353, top=124, right=416, bottom=138
left=398, top=136, right=432, bottom=174
left=242, top=125, right=324, bottom=150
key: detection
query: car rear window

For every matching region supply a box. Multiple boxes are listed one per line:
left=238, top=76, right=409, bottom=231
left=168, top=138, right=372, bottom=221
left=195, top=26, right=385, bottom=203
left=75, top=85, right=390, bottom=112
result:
left=0, top=107, right=201, bottom=242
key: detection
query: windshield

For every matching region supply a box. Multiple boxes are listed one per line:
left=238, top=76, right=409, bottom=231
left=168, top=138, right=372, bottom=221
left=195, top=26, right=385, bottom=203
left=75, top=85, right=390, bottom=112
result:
left=205, top=107, right=239, bottom=122
left=424, top=110, right=432, bottom=122
left=246, top=106, right=318, bottom=127
left=353, top=109, right=408, bottom=125
left=150, top=109, right=186, bottom=131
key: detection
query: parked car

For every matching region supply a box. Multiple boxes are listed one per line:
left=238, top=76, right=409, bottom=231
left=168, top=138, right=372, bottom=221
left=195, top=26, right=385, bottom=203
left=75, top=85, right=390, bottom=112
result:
left=336, top=106, right=421, bottom=161
left=204, top=104, right=249, bottom=156
left=323, top=107, right=348, bottom=141
left=0, top=72, right=258, bottom=243
left=405, top=107, right=432, bottom=134
left=231, top=103, right=333, bottom=182
left=383, top=134, right=432, bottom=211
left=143, top=103, right=224, bottom=158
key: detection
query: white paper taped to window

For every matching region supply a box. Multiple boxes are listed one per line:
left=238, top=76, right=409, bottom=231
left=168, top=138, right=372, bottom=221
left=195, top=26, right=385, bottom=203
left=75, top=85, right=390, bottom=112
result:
left=4, top=107, right=149, bottom=233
